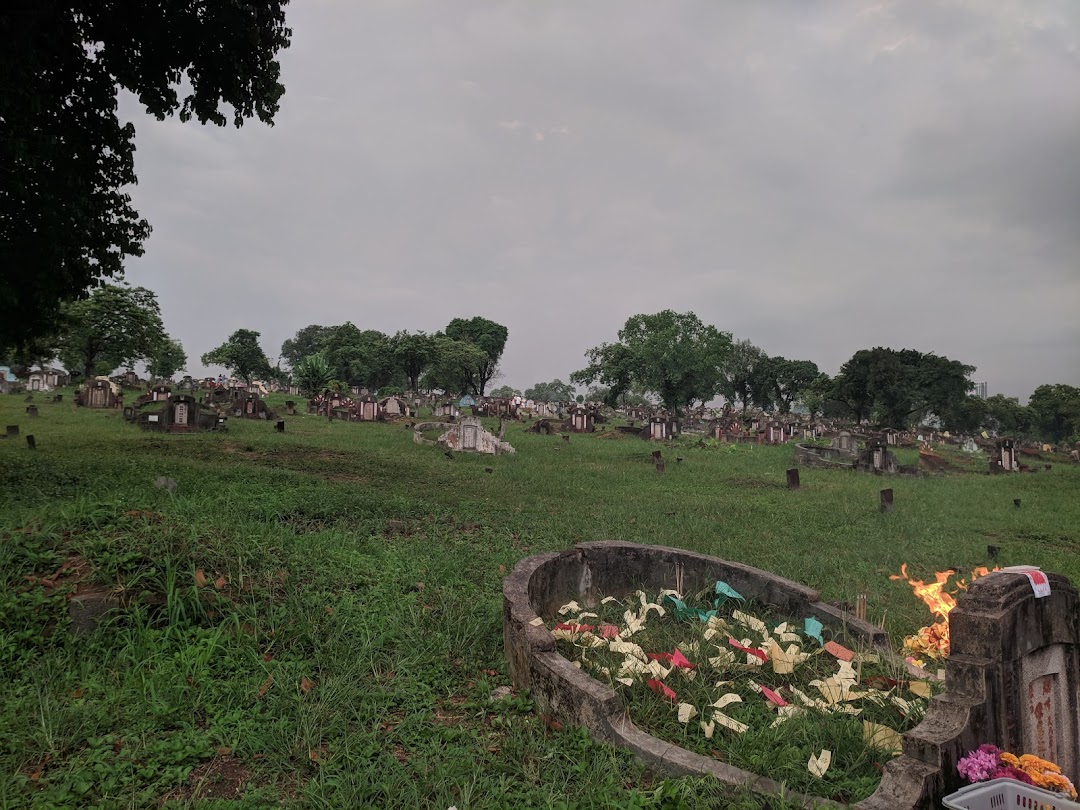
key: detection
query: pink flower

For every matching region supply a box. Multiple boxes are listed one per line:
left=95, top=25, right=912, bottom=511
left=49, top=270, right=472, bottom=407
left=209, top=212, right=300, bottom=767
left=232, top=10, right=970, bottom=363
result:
left=958, top=747, right=1003, bottom=783
left=989, top=765, right=1034, bottom=785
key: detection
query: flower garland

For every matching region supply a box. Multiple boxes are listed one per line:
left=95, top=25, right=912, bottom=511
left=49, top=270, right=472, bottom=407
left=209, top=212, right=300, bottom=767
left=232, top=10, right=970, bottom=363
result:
left=957, top=744, right=1077, bottom=799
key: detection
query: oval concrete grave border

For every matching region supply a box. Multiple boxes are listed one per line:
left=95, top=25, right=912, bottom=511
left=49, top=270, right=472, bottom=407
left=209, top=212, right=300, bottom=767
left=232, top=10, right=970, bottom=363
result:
left=503, top=541, right=910, bottom=808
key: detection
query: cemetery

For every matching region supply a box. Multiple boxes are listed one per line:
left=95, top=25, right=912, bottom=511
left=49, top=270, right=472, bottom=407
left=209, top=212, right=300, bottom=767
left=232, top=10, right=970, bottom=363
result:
left=1, top=384, right=1077, bottom=808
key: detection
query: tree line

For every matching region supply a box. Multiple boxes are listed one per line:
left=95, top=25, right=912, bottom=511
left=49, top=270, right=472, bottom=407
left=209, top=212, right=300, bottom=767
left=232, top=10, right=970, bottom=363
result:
left=2, top=292, right=1077, bottom=444
left=569, top=310, right=1079, bottom=443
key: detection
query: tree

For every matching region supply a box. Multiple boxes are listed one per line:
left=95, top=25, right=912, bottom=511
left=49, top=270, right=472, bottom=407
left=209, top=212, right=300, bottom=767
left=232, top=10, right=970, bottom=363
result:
left=800, top=373, right=833, bottom=420
left=0, top=334, right=57, bottom=378
left=321, top=323, right=399, bottom=391
left=444, top=317, right=509, bottom=396
left=56, top=284, right=166, bottom=378
left=390, top=331, right=436, bottom=393
left=1, top=1, right=291, bottom=348
left=830, top=347, right=975, bottom=429
left=763, top=358, right=820, bottom=414
left=983, top=394, right=1034, bottom=437
left=523, top=379, right=576, bottom=402
left=147, top=338, right=187, bottom=381
left=421, top=336, right=488, bottom=396
left=1028, top=384, right=1080, bottom=444
left=488, top=385, right=521, bottom=399
left=717, top=340, right=768, bottom=412
left=293, top=354, right=334, bottom=397
left=201, top=329, right=272, bottom=384
left=280, top=325, right=335, bottom=369
left=571, top=311, right=732, bottom=415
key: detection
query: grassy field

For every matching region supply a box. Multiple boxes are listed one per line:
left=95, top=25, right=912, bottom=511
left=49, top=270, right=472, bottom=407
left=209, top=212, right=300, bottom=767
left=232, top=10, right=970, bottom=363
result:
left=1, top=392, right=1077, bottom=809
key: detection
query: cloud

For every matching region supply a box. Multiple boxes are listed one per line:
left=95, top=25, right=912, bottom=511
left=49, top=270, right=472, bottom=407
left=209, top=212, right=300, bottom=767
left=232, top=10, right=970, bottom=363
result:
left=118, top=0, right=1079, bottom=399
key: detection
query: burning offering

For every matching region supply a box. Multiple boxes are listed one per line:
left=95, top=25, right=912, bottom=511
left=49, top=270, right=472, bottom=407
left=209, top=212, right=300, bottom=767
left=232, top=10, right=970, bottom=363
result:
left=890, top=564, right=997, bottom=665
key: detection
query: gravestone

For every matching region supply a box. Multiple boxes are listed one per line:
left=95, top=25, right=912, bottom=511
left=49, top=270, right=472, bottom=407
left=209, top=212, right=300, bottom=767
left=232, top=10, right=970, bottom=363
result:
left=286, top=400, right=296, bottom=415
left=5, top=425, right=17, bottom=437
left=26, top=405, right=38, bottom=417
left=831, top=430, right=858, bottom=455
left=991, top=438, right=1019, bottom=473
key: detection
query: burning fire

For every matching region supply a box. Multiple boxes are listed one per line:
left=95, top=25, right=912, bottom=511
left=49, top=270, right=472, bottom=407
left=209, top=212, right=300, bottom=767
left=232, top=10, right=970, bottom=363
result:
left=890, top=564, right=998, bottom=662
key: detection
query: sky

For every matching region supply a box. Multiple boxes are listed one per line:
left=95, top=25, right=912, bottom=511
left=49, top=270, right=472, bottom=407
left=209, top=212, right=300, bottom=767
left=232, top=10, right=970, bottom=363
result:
left=119, top=0, right=1080, bottom=401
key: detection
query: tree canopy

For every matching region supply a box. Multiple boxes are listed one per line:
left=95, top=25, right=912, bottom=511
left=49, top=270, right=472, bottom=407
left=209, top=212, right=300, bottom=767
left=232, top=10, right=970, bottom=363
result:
left=390, top=331, right=436, bottom=394
left=201, top=329, right=272, bottom=385
left=280, top=325, right=335, bottom=369
left=1, top=1, right=291, bottom=348
left=421, top=336, right=488, bottom=397
left=56, top=284, right=168, bottom=379
left=523, top=379, right=576, bottom=402
left=444, top=317, right=508, bottom=396
left=828, top=347, right=975, bottom=429
left=1028, top=384, right=1080, bottom=444
left=571, top=311, right=732, bottom=414
left=147, top=338, right=188, bottom=381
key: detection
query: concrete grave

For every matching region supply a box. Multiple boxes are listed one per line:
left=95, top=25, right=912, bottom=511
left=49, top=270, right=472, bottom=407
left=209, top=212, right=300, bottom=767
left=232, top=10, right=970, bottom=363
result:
left=431, top=417, right=514, bottom=455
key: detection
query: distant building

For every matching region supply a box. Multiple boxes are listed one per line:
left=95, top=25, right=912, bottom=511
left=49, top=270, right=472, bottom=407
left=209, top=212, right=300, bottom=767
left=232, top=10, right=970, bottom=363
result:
left=974, top=381, right=988, bottom=400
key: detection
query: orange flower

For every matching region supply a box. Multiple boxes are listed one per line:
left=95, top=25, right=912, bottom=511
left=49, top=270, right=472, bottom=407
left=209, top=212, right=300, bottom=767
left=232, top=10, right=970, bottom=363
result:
left=1000, top=752, right=1020, bottom=767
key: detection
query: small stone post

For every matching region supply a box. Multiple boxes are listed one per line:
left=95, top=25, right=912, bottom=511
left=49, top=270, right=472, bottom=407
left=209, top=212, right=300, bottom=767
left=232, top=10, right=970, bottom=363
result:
left=275, top=419, right=285, bottom=432
left=26, top=435, right=36, bottom=450
left=880, top=488, right=894, bottom=513
left=26, top=405, right=38, bottom=417
left=5, top=425, right=18, bottom=437
left=786, top=468, right=800, bottom=490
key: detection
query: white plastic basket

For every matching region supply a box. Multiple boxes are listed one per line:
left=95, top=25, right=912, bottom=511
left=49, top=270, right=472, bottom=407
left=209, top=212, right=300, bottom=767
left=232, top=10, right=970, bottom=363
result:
left=942, top=778, right=1080, bottom=810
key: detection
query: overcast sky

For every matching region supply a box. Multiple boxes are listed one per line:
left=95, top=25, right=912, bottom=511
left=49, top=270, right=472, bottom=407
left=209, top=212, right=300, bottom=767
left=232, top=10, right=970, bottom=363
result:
left=119, top=0, right=1080, bottom=401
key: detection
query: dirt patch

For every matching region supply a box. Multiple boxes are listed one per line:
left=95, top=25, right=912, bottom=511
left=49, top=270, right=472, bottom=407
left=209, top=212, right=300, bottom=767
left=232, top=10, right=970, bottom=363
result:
left=161, top=755, right=253, bottom=803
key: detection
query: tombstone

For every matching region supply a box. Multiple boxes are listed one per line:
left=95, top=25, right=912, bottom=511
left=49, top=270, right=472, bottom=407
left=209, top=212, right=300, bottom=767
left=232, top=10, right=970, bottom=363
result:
left=831, top=430, right=858, bottom=456
left=992, top=438, right=1019, bottom=473
left=882, top=428, right=899, bottom=447
left=52, top=394, right=63, bottom=403
left=26, top=405, right=38, bottom=417
left=26, top=435, right=36, bottom=450
left=766, top=421, right=784, bottom=444
left=82, top=378, right=118, bottom=408
left=286, top=400, right=296, bottom=415
left=786, top=468, right=800, bottom=490
left=568, top=405, right=594, bottom=433
left=462, top=421, right=478, bottom=450
left=5, top=425, right=18, bottom=437
left=275, top=419, right=285, bottom=433
left=150, top=385, right=171, bottom=402
left=914, top=570, right=1080, bottom=788
left=356, top=394, right=381, bottom=422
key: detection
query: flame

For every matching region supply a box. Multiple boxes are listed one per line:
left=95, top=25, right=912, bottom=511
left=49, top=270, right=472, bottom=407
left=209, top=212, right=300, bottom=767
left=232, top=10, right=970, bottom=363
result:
left=890, top=564, right=999, bottom=661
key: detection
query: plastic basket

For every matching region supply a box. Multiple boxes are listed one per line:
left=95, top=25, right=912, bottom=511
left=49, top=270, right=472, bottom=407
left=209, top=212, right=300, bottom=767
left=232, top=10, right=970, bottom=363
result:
left=943, top=778, right=1080, bottom=810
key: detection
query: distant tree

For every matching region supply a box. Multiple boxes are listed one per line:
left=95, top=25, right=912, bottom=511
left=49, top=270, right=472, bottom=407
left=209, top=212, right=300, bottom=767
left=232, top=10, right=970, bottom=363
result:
left=799, top=373, right=833, bottom=420
left=281, top=325, right=335, bottom=368
left=321, top=323, right=399, bottom=391
left=147, top=338, right=187, bottom=381
left=0, top=335, right=57, bottom=378
left=1028, top=384, right=1080, bottom=444
left=1, top=1, right=291, bottom=348
left=717, top=340, right=768, bottom=412
left=488, top=385, right=520, bottom=399
left=444, top=317, right=509, bottom=396
left=830, top=347, right=974, bottom=428
left=585, top=385, right=651, bottom=407
left=390, top=331, right=436, bottom=393
left=293, top=354, right=334, bottom=397
left=201, top=329, right=272, bottom=385
left=523, top=379, right=576, bottom=402
left=421, top=336, right=488, bottom=396
left=57, top=284, right=166, bottom=378
left=763, top=358, right=820, bottom=414
left=982, top=394, right=1034, bottom=437
left=571, top=310, right=732, bottom=415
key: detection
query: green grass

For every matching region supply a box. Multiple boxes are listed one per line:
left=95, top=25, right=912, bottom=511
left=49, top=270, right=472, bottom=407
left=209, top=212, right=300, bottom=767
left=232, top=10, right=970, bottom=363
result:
left=1, top=391, right=1078, bottom=808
